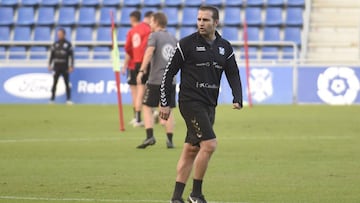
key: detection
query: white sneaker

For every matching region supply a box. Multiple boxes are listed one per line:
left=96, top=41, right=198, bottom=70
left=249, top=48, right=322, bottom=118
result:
left=129, top=118, right=136, bottom=125
left=66, top=100, right=73, bottom=105
left=133, top=121, right=144, bottom=128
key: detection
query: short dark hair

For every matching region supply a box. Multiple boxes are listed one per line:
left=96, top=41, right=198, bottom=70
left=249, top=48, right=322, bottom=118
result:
left=199, top=5, right=219, bottom=21
left=153, top=12, right=167, bottom=28
left=130, top=10, right=141, bottom=22
left=144, top=11, right=154, bottom=18
left=58, top=28, right=66, bottom=35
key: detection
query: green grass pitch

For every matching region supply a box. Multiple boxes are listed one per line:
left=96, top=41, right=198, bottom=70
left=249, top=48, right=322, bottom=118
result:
left=0, top=105, right=360, bottom=203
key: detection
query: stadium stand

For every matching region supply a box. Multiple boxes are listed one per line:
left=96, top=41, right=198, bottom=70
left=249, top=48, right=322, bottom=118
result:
left=9, top=46, right=26, bottom=60
left=261, top=46, right=279, bottom=59
left=30, top=46, right=47, bottom=60
left=0, top=0, right=306, bottom=61
left=74, top=46, right=90, bottom=60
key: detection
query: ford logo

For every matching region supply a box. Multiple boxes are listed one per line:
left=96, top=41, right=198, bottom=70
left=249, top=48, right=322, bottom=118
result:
left=4, top=73, right=66, bottom=99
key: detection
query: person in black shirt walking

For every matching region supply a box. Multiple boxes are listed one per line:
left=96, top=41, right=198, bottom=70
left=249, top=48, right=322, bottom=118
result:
left=159, top=6, right=243, bottom=203
left=48, top=28, right=74, bottom=104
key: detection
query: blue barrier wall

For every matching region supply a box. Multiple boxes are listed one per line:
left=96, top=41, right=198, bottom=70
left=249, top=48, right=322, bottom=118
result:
left=1, top=66, right=359, bottom=105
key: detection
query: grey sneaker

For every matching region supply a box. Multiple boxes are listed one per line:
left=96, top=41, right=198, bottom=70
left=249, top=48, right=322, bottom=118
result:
left=136, top=136, right=156, bottom=149
left=166, top=139, right=175, bottom=149
left=188, top=195, right=207, bottom=203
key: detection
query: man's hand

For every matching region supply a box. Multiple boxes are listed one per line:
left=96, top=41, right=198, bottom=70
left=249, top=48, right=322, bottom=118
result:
left=121, top=67, right=127, bottom=75
left=136, top=72, right=143, bottom=85
left=48, top=66, right=52, bottom=72
left=159, top=106, right=171, bottom=120
left=233, top=103, right=242, bottom=110
left=68, top=67, right=74, bottom=73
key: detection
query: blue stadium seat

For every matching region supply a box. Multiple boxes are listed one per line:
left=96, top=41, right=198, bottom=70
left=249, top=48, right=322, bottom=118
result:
left=246, top=0, right=264, bottom=6
left=58, top=7, right=76, bottom=25
left=82, top=0, right=100, bottom=6
left=287, top=0, right=305, bottom=7
left=93, top=46, right=110, bottom=60
left=97, top=27, right=111, bottom=41
left=246, top=27, right=260, bottom=41
left=78, top=7, right=96, bottom=26
left=0, top=47, right=5, bottom=60
left=164, top=0, right=183, bottom=7
left=40, top=0, right=59, bottom=6
left=286, top=7, right=303, bottom=26
left=284, top=27, right=301, bottom=45
left=221, top=27, right=240, bottom=41
left=123, top=0, right=141, bottom=6
left=102, top=0, right=120, bottom=6
left=37, top=7, right=55, bottom=25
left=245, top=7, right=262, bottom=26
left=225, top=0, right=243, bottom=6
left=55, top=27, right=72, bottom=40
left=117, top=26, right=130, bottom=41
left=167, top=27, right=177, bottom=37
left=182, top=7, right=198, bottom=26
left=282, top=46, right=295, bottom=59
left=62, top=0, right=80, bottom=6
left=265, top=7, right=283, bottom=26
left=0, top=27, right=10, bottom=41
left=205, top=0, right=223, bottom=6
left=223, top=7, right=241, bottom=26
left=144, top=0, right=162, bottom=7
left=0, top=7, right=14, bottom=25
left=1, top=0, right=18, bottom=6
left=30, top=46, right=47, bottom=59
left=100, top=7, right=117, bottom=25
left=74, top=46, right=90, bottom=59
left=240, top=47, right=257, bottom=59
left=263, top=27, right=281, bottom=41
left=180, top=27, right=196, bottom=38
left=142, top=7, right=157, bottom=17
left=14, top=26, right=31, bottom=41
left=21, top=0, right=40, bottom=6
left=17, top=7, right=35, bottom=25
left=261, top=46, right=279, bottom=59
left=184, top=0, right=202, bottom=7
left=76, top=27, right=93, bottom=41
left=163, top=7, right=179, bottom=26
left=266, top=0, right=285, bottom=7
left=9, top=46, right=27, bottom=60
left=120, top=7, right=136, bottom=26
left=34, top=26, right=51, bottom=41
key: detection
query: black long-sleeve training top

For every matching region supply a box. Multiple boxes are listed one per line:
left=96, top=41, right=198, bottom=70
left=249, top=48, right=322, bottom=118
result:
left=48, top=39, right=74, bottom=69
left=160, top=31, right=243, bottom=107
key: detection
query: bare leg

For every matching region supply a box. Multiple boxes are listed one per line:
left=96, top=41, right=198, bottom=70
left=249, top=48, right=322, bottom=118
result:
left=130, top=85, right=137, bottom=111
left=164, top=112, right=174, bottom=134
left=176, top=143, right=200, bottom=183
left=135, top=84, right=145, bottom=112
left=193, top=139, right=217, bottom=180
left=143, top=105, right=153, bottom=129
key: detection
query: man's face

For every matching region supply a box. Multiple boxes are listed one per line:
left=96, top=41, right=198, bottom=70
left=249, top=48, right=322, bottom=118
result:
left=197, top=10, right=218, bottom=38
left=130, top=16, right=137, bottom=27
left=57, top=30, right=65, bottom=40
left=149, top=16, right=156, bottom=31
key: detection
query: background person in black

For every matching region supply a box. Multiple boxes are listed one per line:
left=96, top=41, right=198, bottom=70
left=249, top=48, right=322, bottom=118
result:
left=159, top=6, right=243, bottom=203
left=48, top=28, right=74, bottom=104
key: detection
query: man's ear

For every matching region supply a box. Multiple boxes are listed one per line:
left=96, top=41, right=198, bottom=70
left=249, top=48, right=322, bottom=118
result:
left=214, top=19, right=219, bottom=27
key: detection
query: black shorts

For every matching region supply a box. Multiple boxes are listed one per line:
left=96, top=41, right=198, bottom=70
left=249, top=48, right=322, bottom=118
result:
left=143, top=84, right=176, bottom=108
left=179, top=102, right=216, bottom=146
left=127, top=63, right=149, bottom=85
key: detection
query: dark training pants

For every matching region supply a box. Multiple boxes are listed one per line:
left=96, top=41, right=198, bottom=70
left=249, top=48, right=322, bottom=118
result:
left=51, top=69, right=71, bottom=101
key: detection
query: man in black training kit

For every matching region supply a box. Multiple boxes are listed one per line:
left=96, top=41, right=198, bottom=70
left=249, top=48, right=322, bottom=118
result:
left=48, top=28, right=74, bottom=104
left=159, top=6, right=243, bottom=203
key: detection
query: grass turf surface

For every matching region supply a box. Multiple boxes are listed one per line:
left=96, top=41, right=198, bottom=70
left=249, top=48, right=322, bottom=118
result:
left=0, top=105, right=359, bottom=203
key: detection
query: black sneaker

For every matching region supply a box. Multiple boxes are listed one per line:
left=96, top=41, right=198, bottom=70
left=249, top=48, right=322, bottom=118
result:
left=170, top=199, right=184, bottom=203
left=136, top=136, right=156, bottom=149
left=188, top=194, right=207, bottom=203
left=166, top=139, right=175, bottom=149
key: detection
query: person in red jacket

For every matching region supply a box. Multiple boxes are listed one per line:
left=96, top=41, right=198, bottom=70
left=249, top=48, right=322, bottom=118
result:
left=124, top=10, right=152, bottom=127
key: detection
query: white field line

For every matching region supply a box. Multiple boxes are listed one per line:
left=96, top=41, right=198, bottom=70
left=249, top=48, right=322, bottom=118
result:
left=0, top=135, right=353, bottom=144
left=0, top=195, right=248, bottom=203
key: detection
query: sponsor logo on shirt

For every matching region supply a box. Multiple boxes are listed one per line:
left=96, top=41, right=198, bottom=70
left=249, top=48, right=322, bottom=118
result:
left=219, top=47, right=225, bottom=55
left=132, top=33, right=141, bottom=48
left=162, top=43, right=175, bottom=61
left=196, top=82, right=219, bottom=89
left=196, top=46, right=206, bottom=52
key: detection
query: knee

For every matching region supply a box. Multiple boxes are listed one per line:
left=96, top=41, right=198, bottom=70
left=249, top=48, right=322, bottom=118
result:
left=201, top=139, right=217, bottom=154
